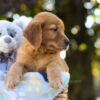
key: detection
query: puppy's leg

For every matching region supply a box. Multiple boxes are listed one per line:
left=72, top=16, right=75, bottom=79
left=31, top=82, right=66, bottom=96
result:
left=6, top=62, right=23, bottom=88
left=46, top=62, right=63, bottom=90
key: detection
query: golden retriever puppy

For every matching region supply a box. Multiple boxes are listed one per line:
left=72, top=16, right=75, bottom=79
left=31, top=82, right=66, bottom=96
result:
left=6, top=12, right=69, bottom=90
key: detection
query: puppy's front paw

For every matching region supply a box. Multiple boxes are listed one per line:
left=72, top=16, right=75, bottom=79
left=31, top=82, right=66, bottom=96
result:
left=6, top=75, right=20, bottom=89
left=49, top=77, right=64, bottom=90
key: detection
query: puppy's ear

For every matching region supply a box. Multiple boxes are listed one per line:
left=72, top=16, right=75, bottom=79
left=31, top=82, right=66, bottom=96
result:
left=24, top=21, right=42, bottom=49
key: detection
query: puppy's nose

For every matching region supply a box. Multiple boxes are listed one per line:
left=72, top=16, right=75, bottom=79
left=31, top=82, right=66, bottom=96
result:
left=4, top=37, right=12, bottom=44
left=64, top=39, right=70, bottom=46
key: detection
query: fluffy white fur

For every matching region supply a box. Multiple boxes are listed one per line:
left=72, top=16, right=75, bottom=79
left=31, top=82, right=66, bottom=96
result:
left=13, top=16, right=32, bottom=29
left=0, top=20, right=23, bottom=53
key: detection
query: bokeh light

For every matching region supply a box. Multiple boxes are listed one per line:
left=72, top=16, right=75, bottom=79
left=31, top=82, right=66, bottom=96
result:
left=71, top=25, right=80, bottom=35
left=79, top=43, right=87, bottom=51
left=84, top=2, right=93, bottom=9
left=94, top=38, right=100, bottom=48
left=85, top=15, right=95, bottom=28
left=43, top=0, right=55, bottom=11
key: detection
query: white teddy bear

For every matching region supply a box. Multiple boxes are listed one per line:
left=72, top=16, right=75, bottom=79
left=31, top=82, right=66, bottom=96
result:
left=0, top=20, right=23, bottom=73
left=13, top=16, right=32, bottom=29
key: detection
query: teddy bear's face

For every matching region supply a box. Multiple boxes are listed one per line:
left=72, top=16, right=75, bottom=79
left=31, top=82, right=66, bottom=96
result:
left=0, top=21, right=23, bottom=53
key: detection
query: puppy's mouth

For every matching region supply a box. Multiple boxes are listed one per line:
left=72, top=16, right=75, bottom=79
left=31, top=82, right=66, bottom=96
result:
left=47, top=44, right=69, bottom=52
left=63, top=45, right=69, bottom=51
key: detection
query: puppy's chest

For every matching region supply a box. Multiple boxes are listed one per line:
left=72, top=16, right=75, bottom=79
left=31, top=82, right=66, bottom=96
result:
left=29, top=55, right=49, bottom=71
left=35, top=57, right=46, bottom=66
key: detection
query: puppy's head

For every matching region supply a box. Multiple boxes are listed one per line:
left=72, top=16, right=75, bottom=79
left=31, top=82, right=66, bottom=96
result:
left=24, top=12, right=69, bottom=53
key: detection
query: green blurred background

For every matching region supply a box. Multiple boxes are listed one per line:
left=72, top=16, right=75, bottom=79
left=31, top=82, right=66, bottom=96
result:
left=0, top=0, right=100, bottom=100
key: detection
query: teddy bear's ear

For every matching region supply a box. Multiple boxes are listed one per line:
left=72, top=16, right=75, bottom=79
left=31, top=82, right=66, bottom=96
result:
left=13, top=16, right=32, bottom=30
left=24, top=20, right=42, bottom=50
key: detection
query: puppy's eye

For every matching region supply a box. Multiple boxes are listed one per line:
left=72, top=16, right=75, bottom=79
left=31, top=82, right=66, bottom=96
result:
left=50, top=25, right=58, bottom=32
left=0, top=33, right=2, bottom=35
left=51, top=27, right=58, bottom=32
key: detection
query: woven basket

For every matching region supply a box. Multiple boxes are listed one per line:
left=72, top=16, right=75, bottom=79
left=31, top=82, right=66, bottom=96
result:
left=53, top=87, right=69, bottom=100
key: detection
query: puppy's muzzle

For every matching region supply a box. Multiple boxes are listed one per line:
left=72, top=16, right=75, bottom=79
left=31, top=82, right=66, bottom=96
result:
left=4, top=37, right=12, bottom=44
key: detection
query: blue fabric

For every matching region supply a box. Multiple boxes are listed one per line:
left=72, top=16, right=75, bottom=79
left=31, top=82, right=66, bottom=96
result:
left=0, top=63, right=70, bottom=100
left=0, top=63, right=8, bottom=72
left=39, top=72, right=48, bottom=82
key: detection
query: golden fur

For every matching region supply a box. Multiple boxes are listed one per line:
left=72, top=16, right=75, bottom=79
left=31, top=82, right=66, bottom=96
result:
left=6, top=12, right=69, bottom=89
